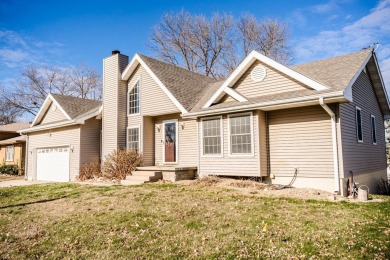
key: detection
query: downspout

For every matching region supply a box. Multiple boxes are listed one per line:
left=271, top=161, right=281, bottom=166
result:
left=319, top=97, right=340, bottom=193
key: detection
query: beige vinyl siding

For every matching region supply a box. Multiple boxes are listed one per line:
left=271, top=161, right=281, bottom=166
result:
left=258, top=111, right=268, bottom=176
left=40, top=103, right=67, bottom=124
left=80, top=118, right=101, bottom=164
left=339, top=70, right=386, bottom=190
left=127, top=65, right=179, bottom=116
left=199, top=111, right=260, bottom=176
left=27, top=125, right=80, bottom=181
left=268, top=105, right=334, bottom=179
left=222, top=60, right=308, bottom=103
left=102, top=53, right=129, bottom=158
left=154, top=114, right=198, bottom=166
left=143, top=116, right=154, bottom=166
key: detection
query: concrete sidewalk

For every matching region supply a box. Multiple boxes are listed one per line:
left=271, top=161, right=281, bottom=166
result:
left=0, top=180, right=50, bottom=188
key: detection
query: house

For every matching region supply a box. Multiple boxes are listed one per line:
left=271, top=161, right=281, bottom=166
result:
left=19, top=94, right=102, bottom=182
left=0, top=122, right=30, bottom=170
left=21, top=48, right=389, bottom=195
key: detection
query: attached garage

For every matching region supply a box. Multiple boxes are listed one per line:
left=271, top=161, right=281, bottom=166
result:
left=19, top=94, right=102, bottom=182
left=36, top=146, right=70, bottom=182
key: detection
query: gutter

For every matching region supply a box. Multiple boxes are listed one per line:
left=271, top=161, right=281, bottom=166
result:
left=319, top=97, right=340, bottom=193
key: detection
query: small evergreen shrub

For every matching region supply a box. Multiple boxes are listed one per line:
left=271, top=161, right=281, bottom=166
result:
left=102, top=149, right=143, bottom=180
left=0, top=165, right=19, bottom=175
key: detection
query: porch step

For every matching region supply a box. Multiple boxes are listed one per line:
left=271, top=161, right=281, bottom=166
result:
left=121, top=170, right=163, bottom=186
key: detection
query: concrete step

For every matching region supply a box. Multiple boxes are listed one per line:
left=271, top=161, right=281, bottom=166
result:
left=132, top=171, right=162, bottom=178
left=121, top=179, right=145, bottom=186
left=126, top=175, right=160, bottom=182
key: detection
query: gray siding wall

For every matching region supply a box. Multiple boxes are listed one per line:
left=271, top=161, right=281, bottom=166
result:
left=268, top=105, right=334, bottom=179
left=40, top=103, right=67, bottom=124
left=340, top=71, right=387, bottom=189
left=80, top=118, right=101, bottom=164
left=102, top=53, right=129, bottom=158
left=27, top=125, right=80, bottom=181
left=199, top=111, right=261, bottom=176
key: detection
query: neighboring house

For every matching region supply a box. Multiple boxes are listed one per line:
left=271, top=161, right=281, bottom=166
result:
left=102, top=48, right=388, bottom=195
left=19, top=94, right=102, bottom=182
left=0, top=122, right=30, bottom=170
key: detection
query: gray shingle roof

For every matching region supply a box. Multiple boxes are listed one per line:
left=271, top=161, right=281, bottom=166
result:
left=51, top=94, right=102, bottom=119
left=0, top=122, right=30, bottom=132
left=0, top=135, right=26, bottom=145
left=138, top=54, right=218, bottom=111
left=290, top=48, right=372, bottom=90
left=189, top=49, right=374, bottom=113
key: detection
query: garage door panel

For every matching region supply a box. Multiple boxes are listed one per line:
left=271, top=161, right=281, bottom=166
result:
left=36, top=146, right=70, bottom=182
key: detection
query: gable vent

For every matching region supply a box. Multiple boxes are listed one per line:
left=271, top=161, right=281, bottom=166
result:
left=251, top=65, right=267, bottom=82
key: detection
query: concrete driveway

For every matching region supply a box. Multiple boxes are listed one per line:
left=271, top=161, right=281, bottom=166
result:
left=0, top=180, right=50, bottom=188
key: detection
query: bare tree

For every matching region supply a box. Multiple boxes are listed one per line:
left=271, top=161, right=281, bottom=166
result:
left=0, top=96, right=22, bottom=124
left=1, top=64, right=101, bottom=120
left=149, top=11, right=291, bottom=78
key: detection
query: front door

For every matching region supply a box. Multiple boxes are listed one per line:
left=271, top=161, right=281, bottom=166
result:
left=163, top=121, right=177, bottom=163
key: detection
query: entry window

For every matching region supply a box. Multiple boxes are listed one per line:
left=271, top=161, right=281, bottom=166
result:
left=229, top=114, right=252, bottom=154
left=371, top=115, right=377, bottom=145
left=128, top=80, right=140, bottom=115
left=5, top=145, right=14, bottom=162
left=127, top=127, right=140, bottom=152
left=202, top=117, right=222, bottom=155
left=356, top=107, right=363, bottom=142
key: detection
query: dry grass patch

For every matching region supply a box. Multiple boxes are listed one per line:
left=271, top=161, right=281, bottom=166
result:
left=0, top=183, right=389, bottom=259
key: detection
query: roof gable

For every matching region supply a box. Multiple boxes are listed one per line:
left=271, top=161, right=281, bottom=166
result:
left=31, top=94, right=102, bottom=127
left=122, top=54, right=217, bottom=112
left=203, top=50, right=329, bottom=109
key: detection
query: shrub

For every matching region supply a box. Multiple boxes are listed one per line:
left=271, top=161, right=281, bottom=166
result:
left=78, top=161, right=101, bottom=181
left=0, top=165, right=19, bottom=175
left=102, top=149, right=143, bottom=180
left=378, top=178, right=390, bottom=195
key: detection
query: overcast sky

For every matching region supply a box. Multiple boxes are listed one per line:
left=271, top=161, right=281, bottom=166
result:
left=1, top=0, right=389, bottom=91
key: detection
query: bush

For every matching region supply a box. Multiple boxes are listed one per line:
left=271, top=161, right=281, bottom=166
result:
left=378, top=178, right=390, bottom=195
left=78, top=161, right=101, bottom=181
left=102, top=149, right=143, bottom=180
left=0, top=165, right=19, bottom=175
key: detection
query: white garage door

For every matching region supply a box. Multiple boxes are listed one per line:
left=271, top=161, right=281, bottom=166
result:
left=36, top=147, right=70, bottom=182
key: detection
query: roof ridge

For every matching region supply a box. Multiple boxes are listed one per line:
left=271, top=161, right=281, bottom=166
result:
left=291, top=48, right=373, bottom=68
left=50, top=93, right=102, bottom=103
left=137, top=53, right=218, bottom=82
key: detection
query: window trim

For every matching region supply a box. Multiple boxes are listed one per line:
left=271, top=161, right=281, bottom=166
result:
left=228, top=112, right=254, bottom=157
left=371, top=114, right=377, bottom=145
left=126, top=125, right=141, bottom=152
left=5, top=145, right=14, bottom=162
left=127, top=77, right=141, bottom=117
left=356, top=106, right=363, bottom=143
left=200, top=116, right=223, bottom=157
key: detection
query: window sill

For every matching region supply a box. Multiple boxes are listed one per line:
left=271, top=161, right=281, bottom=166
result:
left=128, top=113, right=141, bottom=117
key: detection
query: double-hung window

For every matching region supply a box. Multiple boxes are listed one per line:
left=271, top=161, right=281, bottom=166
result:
left=229, top=114, right=253, bottom=155
left=202, top=117, right=222, bottom=155
left=356, top=107, right=363, bottom=142
left=371, top=115, right=377, bottom=145
left=128, top=80, right=140, bottom=115
left=5, top=145, right=14, bottom=162
left=127, top=127, right=140, bottom=152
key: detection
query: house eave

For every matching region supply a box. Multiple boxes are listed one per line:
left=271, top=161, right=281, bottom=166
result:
left=183, top=91, right=346, bottom=118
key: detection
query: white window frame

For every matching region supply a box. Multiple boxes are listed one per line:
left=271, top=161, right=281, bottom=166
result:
left=5, top=145, right=14, bottom=162
left=228, top=112, right=254, bottom=157
left=126, top=126, right=141, bottom=152
left=201, top=116, right=223, bottom=157
left=371, top=114, right=377, bottom=145
left=127, top=77, right=140, bottom=116
left=356, top=107, right=363, bottom=143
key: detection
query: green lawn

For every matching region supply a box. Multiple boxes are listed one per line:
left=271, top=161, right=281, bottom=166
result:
left=0, top=182, right=389, bottom=259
